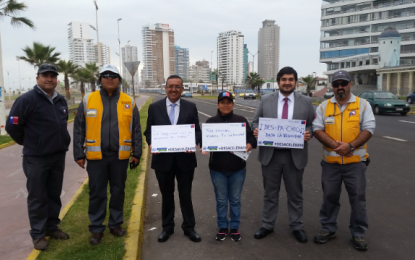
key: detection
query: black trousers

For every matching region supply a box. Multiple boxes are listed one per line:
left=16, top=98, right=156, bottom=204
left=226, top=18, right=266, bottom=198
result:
left=86, top=154, right=129, bottom=233
left=22, top=153, right=66, bottom=239
left=155, top=158, right=196, bottom=233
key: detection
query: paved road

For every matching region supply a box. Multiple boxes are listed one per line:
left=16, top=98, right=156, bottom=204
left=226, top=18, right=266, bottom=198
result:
left=142, top=94, right=415, bottom=260
left=0, top=95, right=149, bottom=260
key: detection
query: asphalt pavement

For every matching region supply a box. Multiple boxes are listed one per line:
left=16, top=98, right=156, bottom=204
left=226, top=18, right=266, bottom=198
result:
left=142, top=94, right=415, bottom=260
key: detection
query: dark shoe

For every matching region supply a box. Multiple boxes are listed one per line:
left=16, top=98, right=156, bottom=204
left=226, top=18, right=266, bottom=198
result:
left=254, top=227, right=274, bottom=239
left=90, top=233, right=104, bottom=245
left=351, top=236, right=368, bottom=251
left=158, top=230, right=174, bottom=242
left=33, top=237, right=48, bottom=250
left=293, top=230, right=308, bottom=243
left=314, top=230, right=336, bottom=244
left=230, top=229, right=241, bottom=242
left=46, top=229, right=70, bottom=240
left=215, top=228, right=229, bottom=241
left=184, top=230, right=201, bottom=242
left=110, top=226, right=126, bottom=237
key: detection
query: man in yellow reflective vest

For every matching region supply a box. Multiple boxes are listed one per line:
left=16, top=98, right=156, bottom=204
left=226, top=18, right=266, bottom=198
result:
left=73, top=64, right=142, bottom=245
left=313, top=70, right=375, bottom=251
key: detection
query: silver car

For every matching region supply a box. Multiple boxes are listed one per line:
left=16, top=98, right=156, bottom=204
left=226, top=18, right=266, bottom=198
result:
left=324, top=89, right=334, bottom=99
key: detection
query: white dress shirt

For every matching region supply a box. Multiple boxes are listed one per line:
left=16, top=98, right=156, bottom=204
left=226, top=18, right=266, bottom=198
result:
left=166, top=98, right=180, bottom=125
left=278, top=92, right=295, bottom=119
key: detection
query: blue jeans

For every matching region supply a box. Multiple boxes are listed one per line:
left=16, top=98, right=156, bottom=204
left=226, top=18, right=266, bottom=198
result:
left=210, top=168, right=246, bottom=230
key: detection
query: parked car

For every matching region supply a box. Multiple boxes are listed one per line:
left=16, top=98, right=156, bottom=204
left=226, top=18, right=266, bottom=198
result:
left=228, top=92, right=236, bottom=98
left=324, top=88, right=334, bottom=99
left=358, top=91, right=410, bottom=116
left=260, top=89, right=274, bottom=97
left=407, top=91, right=415, bottom=104
left=181, top=92, right=193, bottom=98
left=243, top=89, right=256, bottom=99
left=239, top=92, right=245, bottom=97
left=160, top=90, right=166, bottom=95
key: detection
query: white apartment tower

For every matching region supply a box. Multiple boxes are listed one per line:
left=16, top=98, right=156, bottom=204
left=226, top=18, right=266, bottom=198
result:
left=68, top=22, right=97, bottom=67
left=217, top=30, right=244, bottom=85
left=320, top=0, right=415, bottom=85
left=187, top=60, right=211, bottom=83
left=142, top=23, right=175, bottom=85
left=258, top=20, right=280, bottom=81
left=122, top=45, right=139, bottom=86
left=97, top=42, right=110, bottom=65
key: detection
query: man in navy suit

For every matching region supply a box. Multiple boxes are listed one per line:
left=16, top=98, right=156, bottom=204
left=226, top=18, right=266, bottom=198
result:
left=144, top=75, right=202, bottom=243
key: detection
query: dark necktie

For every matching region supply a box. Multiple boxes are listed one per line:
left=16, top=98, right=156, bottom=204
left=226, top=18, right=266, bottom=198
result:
left=282, top=98, right=289, bottom=119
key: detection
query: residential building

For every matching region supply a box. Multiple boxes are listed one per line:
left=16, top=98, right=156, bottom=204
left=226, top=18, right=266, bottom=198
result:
left=243, top=44, right=248, bottom=84
left=141, top=23, right=175, bottom=86
left=320, top=0, right=415, bottom=91
left=187, top=59, right=211, bottom=83
left=122, top=45, right=139, bottom=86
left=217, top=30, right=244, bottom=85
left=97, top=42, right=110, bottom=66
left=174, top=45, right=189, bottom=79
left=258, top=20, right=280, bottom=81
left=68, top=22, right=97, bottom=67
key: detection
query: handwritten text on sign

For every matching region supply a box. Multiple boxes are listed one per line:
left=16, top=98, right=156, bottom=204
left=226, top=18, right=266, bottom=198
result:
left=258, top=118, right=306, bottom=149
left=202, top=123, right=246, bottom=152
left=151, top=124, right=196, bottom=153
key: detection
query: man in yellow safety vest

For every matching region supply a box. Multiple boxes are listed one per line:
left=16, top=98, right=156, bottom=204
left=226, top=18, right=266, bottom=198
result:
left=73, top=64, right=142, bottom=245
left=312, top=70, right=375, bottom=251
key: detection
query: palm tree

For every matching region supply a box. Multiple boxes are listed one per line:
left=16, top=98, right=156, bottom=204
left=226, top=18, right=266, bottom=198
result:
left=302, top=75, right=317, bottom=97
left=246, top=72, right=264, bottom=94
left=85, top=62, right=99, bottom=92
left=0, top=0, right=35, bottom=28
left=17, top=42, right=60, bottom=68
left=213, top=68, right=221, bottom=93
left=220, top=74, right=227, bottom=92
left=57, top=60, right=78, bottom=100
left=72, top=68, right=92, bottom=97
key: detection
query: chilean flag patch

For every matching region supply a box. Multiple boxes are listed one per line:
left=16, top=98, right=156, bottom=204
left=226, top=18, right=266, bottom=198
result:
left=10, top=116, right=19, bottom=125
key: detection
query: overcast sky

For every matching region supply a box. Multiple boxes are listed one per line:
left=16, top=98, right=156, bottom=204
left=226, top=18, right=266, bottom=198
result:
left=0, top=0, right=326, bottom=91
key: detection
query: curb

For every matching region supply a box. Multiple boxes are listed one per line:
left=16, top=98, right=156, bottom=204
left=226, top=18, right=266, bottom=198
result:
left=0, top=140, right=16, bottom=150
left=26, top=178, right=89, bottom=260
left=123, top=96, right=152, bottom=260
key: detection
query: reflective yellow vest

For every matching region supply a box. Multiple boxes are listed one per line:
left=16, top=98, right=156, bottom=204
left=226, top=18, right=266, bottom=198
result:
left=83, top=91, right=135, bottom=160
left=322, top=96, right=369, bottom=164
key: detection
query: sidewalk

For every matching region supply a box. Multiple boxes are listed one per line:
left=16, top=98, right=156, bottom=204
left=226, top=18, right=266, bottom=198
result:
left=0, top=95, right=149, bottom=260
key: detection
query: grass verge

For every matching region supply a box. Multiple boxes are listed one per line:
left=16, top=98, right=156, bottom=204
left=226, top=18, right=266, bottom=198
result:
left=0, top=135, right=13, bottom=146
left=37, top=98, right=152, bottom=260
left=193, top=95, right=217, bottom=99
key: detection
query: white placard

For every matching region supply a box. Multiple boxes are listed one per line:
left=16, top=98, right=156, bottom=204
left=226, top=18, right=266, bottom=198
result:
left=257, top=117, right=306, bottom=149
left=202, top=123, right=246, bottom=152
left=151, top=124, right=196, bottom=153
left=231, top=151, right=251, bottom=161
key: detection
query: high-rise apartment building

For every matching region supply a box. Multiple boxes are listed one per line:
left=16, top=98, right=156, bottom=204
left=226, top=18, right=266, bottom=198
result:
left=243, top=44, right=248, bottom=84
left=97, top=42, right=110, bottom=66
left=68, top=22, right=98, bottom=67
left=122, top=45, right=139, bottom=86
left=320, top=0, right=415, bottom=85
left=258, top=20, right=280, bottom=81
left=187, top=60, right=211, bottom=83
left=142, top=23, right=175, bottom=86
left=174, top=45, right=189, bottom=79
left=217, top=30, right=244, bottom=85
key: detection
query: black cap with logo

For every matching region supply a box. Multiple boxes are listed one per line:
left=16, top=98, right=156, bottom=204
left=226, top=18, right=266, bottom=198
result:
left=218, top=91, right=234, bottom=103
left=37, top=63, right=59, bottom=75
left=331, top=70, right=351, bottom=83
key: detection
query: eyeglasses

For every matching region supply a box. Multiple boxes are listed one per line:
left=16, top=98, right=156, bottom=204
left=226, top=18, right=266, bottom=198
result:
left=102, top=73, right=119, bottom=79
left=332, top=81, right=350, bottom=88
left=166, top=86, right=182, bottom=90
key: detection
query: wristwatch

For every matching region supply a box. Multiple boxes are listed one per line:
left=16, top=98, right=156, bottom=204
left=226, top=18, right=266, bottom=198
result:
left=349, top=143, right=355, bottom=152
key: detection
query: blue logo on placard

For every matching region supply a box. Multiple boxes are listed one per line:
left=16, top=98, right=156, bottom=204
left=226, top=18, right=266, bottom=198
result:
left=208, top=146, right=218, bottom=151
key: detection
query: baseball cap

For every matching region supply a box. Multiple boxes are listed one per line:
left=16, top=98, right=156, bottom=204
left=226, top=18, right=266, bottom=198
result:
left=331, top=70, right=351, bottom=83
left=37, top=63, right=59, bottom=75
left=218, top=92, right=234, bottom=103
left=99, top=64, right=120, bottom=75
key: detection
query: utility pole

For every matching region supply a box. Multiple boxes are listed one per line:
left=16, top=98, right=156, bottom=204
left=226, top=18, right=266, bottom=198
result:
left=211, top=51, right=213, bottom=96
left=17, top=58, right=21, bottom=92
left=93, top=0, right=100, bottom=66
left=0, top=26, right=6, bottom=135
left=117, top=18, right=122, bottom=77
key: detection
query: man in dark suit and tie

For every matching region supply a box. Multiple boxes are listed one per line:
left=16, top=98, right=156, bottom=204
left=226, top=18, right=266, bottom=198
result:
left=251, top=67, right=315, bottom=243
left=144, top=75, right=202, bottom=243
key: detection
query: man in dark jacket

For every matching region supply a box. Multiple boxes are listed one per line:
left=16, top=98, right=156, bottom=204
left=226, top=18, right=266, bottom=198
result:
left=6, top=64, right=71, bottom=251
left=73, top=64, right=142, bottom=245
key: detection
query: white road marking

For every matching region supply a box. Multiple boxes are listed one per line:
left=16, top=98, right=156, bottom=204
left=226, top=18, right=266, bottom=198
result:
left=383, top=136, right=407, bottom=142
left=148, top=227, right=157, bottom=231
left=152, top=194, right=158, bottom=197
left=399, top=120, right=415, bottom=124
left=6, top=168, right=22, bottom=178
left=198, top=111, right=212, bottom=117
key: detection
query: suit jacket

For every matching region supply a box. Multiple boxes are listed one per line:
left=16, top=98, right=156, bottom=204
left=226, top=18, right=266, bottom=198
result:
left=144, top=97, right=202, bottom=172
left=251, top=91, right=315, bottom=170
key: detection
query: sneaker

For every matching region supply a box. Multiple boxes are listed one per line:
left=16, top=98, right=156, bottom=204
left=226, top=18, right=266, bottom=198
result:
left=46, top=229, right=70, bottom=240
left=32, top=237, right=48, bottom=250
left=314, top=230, right=336, bottom=244
left=351, top=236, right=368, bottom=251
left=215, top=228, right=229, bottom=241
left=230, top=229, right=241, bottom=241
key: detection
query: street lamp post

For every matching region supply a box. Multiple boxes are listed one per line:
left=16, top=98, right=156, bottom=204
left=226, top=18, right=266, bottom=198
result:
left=248, top=51, right=259, bottom=73
left=93, top=0, right=100, bottom=66
left=117, top=18, right=122, bottom=77
left=211, top=51, right=213, bottom=95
